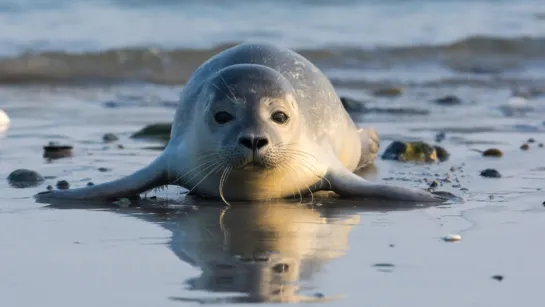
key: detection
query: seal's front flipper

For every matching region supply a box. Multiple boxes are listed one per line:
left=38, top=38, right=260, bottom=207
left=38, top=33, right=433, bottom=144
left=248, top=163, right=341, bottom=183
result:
left=34, top=157, right=168, bottom=203
left=324, top=166, right=457, bottom=203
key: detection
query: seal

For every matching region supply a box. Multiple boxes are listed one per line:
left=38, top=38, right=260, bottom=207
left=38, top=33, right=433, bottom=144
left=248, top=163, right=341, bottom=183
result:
left=35, top=43, right=453, bottom=203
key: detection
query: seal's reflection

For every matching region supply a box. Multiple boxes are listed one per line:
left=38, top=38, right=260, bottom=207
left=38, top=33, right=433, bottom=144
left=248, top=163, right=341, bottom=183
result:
left=41, top=165, right=439, bottom=304
left=163, top=200, right=359, bottom=303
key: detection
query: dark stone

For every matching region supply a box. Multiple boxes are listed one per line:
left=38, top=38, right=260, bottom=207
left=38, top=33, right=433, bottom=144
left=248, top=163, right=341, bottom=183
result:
left=527, top=138, right=536, bottom=143
left=43, top=141, right=73, bottom=159
left=520, top=143, right=530, bottom=151
left=382, top=141, right=438, bottom=163
left=339, top=96, right=368, bottom=113
left=102, top=133, right=119, bottom=142
left=7, top=169, right=45, bottom=188
left=56, top=180, right=70, bottom=190
left=482, top=148, right=503, bottom=157
left=87, top=182, right=94, bottom=186
left=480, top=169, right=502, bottom=178
left=491, top=275, right=504, bottom=282
left=433, top=145, right=450, bottom=162
left=130, top=123, right=172, bottom=142
left=435, top=131, right=446, bottom=142
left=432, top=95, right=463, bottom=106
left=98, top=167, right=110, bottom=172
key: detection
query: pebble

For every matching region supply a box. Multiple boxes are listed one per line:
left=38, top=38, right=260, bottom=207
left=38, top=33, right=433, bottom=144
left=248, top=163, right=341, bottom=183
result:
left=372, top=87, right=404, bottom=97
left=491, top=275, right=504, bottom=282
left=433, top=145, right=450, bottom=162
left=339, top=96, right=368, bottom=113
left=0, top=108, right=10, bottom=133
left=432, top=95, right=463, bottom=106
left=443, top=234, right=462, bottom=242
left=43, top=141, right=74, bottom=159
left=56, top=180, right=70, bottom=190
left=102, top=133, right=119, bottom=142
left=520, top=143, right=530, bottom=151
left=527, top=138, right=536, bottom=143
left=435, top=132, right=446, bottom=143
left=87, top=182, right=95, bottom=186
left=480, top=169, right=502, bottom=178
left=539, top=143, right=544, bottom=148
left=482, top=148, right=503, bottom=157
left=46, top=185, right=53, bottom=190
left=7, top=169, right=45, bottom=188
left=98, top=167, right=110, bottom=172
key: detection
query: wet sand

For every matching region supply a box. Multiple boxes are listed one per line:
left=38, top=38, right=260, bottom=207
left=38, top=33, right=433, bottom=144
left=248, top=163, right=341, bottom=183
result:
left=1, top=82, right=545, bottom=306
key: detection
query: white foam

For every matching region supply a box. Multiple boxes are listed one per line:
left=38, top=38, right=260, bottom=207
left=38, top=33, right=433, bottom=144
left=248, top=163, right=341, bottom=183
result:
left=0, top=108, right=10, bottom=134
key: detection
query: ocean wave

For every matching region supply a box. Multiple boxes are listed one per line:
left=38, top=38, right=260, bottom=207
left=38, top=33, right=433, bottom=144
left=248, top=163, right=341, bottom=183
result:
left=1, top=35, right=544, bottom=85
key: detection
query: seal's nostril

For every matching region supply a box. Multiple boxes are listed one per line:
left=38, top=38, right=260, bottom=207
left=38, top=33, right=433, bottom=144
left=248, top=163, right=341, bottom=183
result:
left=255, top=138, right=269, bottom=150
left=239, top=137, right=253, bottom=149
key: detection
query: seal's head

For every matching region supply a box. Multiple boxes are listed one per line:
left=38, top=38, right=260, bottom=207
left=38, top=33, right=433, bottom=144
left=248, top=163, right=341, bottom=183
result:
left=195, top=64, right=303, bottom=172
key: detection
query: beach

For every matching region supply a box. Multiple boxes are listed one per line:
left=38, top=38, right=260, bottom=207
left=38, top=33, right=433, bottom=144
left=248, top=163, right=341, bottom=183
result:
left=1, top=0, right=545, bottom=306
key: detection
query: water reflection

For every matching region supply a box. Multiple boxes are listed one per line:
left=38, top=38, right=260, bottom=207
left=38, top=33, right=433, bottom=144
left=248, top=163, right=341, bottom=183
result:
left=42, top=193, right=437, bottom=304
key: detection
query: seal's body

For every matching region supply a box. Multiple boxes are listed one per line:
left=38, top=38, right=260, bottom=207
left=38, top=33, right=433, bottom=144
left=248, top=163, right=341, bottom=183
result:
left=35, top=43, right=449, bottom=203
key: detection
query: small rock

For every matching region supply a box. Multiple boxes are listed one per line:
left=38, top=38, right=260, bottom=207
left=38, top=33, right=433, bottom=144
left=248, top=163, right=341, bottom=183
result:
left=117, top=144, right=125, bottom=149
left=443, top=234, right=462, bottom=242
left=527, top=138, right=536, bottom=143
left=98, top=167, right=110, bottom=172
left=432, top=95, right=462, bottom=106
left=520, top=143, right=530, bottom=151
left=43, top=142, right=73, bottom=159
left=491, top=275, right=504, bottom=282
left=429, top=180, right=439, bottom=188
left=381, top=141, right=438, bottom=163
left=435, top=132, right=446, bottom=143
left=339, top=96, right=368, bottom=112
left=480, top=169, right=502, bottom=178
left=86, top=182, right=94, bottom=186
left=372, top=263, right=395, bottom=268
left=56, top=180, right=70, bottom=190
left=102, top=133, right=119, bottom=142
left=371, top=87, right=404, bottom=97
left=7, top=169, right=45, bottom=188
left=539, top=143, right=544, bottom=148
left=46, top=185, right=53, bottom=190
left=482, top=148, right=503, bottom=157
left=130, top=123, right=172, bottom=142
left=389, top=244, right=395, bottom=248
left=433, top=145, right=450, bottom=162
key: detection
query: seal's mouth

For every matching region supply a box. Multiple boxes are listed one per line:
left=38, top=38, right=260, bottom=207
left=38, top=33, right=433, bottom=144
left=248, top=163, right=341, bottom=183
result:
left=239, top=160, right=265, bottom=170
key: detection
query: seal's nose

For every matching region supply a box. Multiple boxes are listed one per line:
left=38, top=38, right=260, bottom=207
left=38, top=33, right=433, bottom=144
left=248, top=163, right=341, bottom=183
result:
left=238, top=135, right=269, bottom=151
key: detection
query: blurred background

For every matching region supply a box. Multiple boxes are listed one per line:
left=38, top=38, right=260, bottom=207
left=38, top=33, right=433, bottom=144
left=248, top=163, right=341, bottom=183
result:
left=0, top=0, right=544, bottom=88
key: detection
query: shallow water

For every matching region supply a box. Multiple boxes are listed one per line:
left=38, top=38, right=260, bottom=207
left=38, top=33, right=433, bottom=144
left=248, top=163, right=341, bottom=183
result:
left=2, top=0, right=545, bottom=306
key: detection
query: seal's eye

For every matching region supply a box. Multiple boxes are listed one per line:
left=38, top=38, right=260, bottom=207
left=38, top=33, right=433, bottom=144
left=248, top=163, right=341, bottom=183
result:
left=271, top=111, right=289, bottom=124
left=214, top=111, right=234, bottom=124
